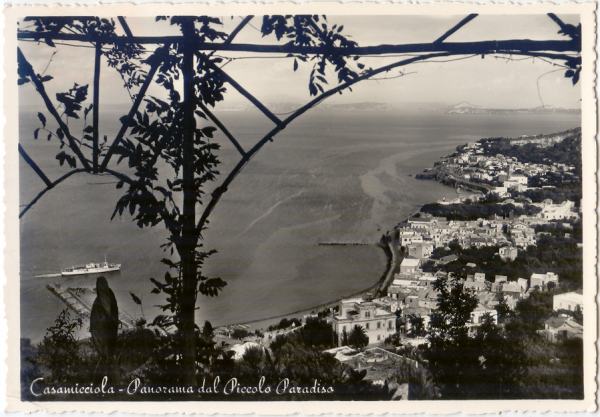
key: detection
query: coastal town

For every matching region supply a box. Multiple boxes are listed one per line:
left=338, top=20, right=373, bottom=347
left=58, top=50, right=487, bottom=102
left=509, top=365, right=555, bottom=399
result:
left=207, top=127, right=583, bottom=397
left=24, top=127, right=584, bottom=400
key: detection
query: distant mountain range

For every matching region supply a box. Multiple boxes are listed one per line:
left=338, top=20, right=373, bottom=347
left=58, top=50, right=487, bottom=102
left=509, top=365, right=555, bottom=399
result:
left=447, top=102, right=580, bottom=115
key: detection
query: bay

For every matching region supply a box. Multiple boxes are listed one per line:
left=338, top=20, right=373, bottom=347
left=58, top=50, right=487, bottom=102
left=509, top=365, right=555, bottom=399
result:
left=19, top=109, right=580, bottom=342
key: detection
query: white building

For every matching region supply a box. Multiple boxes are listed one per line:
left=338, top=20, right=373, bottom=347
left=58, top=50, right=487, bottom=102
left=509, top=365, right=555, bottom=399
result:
left=530, top=272, right=559, bottom=289
left=470, top=306, right=498, bottom=325
left=333, top=298, right=396, bottom=345
left=400, top=257, right=421, bottom=274
left=407, top=242, right=434, bottom=259
left=499, top=246, right=518, bottom=261
left=517, top=277, right=529, bottom=292
left=553, top=291, right=583, bottom=312
left=494, top=275, right=508, bottom=284
left=538, top=200, right=578, bottom=221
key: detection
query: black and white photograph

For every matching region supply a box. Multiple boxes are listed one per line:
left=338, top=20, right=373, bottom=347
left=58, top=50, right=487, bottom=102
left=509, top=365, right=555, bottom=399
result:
left=5, top=3, right=597, bottom=411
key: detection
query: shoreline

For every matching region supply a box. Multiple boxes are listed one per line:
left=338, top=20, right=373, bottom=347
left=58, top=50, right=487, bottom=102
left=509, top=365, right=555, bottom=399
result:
left=221, top=212, right=422, bottom=331
left=222, top=236, right=398, bottom=331
left=219, top=179, right=461, bottom=331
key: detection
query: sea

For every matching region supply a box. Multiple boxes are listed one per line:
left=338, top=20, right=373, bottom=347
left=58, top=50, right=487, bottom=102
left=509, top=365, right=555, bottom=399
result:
left=19, top=109, right=580, bottom=342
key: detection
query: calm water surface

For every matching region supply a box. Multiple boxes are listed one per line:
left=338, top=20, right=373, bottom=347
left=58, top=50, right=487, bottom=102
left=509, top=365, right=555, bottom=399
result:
left=19, top=110, right=580, bottom=341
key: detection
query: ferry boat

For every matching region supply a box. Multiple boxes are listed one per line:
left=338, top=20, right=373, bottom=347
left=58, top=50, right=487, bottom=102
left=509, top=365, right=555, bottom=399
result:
left=61, top=258, right=121, bottom=276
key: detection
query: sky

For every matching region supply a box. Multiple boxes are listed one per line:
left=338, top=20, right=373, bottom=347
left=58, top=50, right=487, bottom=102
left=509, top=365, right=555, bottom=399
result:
left=18, top=14, right=581, bottom=112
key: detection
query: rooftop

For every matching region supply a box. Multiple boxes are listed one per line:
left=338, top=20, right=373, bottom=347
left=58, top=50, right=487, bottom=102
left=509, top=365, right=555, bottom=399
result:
left=401, top=258, right=420, bottom=267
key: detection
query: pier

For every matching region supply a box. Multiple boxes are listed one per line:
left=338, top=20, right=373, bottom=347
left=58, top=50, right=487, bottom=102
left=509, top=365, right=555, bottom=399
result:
left=47, top=284, right=135, bottom=330
left=318, top=241, right=373, bottom=246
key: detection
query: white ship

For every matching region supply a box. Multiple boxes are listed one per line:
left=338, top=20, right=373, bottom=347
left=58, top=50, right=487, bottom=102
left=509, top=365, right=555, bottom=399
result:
left=61, top=258, right=121, bottom=276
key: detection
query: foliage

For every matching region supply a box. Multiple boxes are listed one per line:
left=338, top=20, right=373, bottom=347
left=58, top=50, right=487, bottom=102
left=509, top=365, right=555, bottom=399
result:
left=495, top=296, right=513, bottom=324
left=390, top=361, right=439, bottom=400
left=480, top=129, right=581, bottom=170
left=347, top=325, right=369, bottom=349
left=231, top=328, right=252, bottom=340
left=420, top=201, right=541, bottom=221
left=298, top=317, right=337, bottom=348
left=235, top=335, right=390, bottom=400
left=21, top=15, right=371, bottom=382
left=340, top=327, right=349, bottom=345
left=502, top=294, right=583, bottom=398
left=260, top=15, right=365, bottom=95
left=33, top=310, right=86, bottom=385
left=407, top=315, right=426, bottom=337
left=515, top=184, right=581, bottom=205
left=267, top=317, right=302, bottom=332
left=425, top=275, right=481, bottom=398
left=423, top=273, right=583, bottom=399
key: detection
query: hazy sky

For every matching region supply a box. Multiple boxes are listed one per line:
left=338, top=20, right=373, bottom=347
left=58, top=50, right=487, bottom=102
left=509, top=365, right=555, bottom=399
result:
left=19, top=14, right=581, bottom=112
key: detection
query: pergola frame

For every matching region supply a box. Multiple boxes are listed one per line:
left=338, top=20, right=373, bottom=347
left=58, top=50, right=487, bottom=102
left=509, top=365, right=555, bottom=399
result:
left=17, top=13, right=580, bottom=225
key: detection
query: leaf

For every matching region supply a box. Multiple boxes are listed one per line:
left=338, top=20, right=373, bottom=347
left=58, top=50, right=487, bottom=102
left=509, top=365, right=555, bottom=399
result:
left=130, top=292, right=142, bottom=305
left=293, top=58, right=298, bottom=72
left=201, top=127, right=217, bottom=138
left=56, top=151, right=66, bottom=166
left=83, top=125, right=94, bottom=133
left=34, top=128, right=39, bottom=140
left=39, top=75, right=53, bottom=83
left=84, top=105, right=93, bottom=119
left=37, top=112, right=46, bottom=127
left=65, top=155, right=76, bottom=168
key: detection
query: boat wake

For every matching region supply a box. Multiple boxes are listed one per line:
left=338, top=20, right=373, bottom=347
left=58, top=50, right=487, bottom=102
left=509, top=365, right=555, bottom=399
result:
left=33, top=273, right=62, bottom=278
left=237, top=189, right=304, bottom=237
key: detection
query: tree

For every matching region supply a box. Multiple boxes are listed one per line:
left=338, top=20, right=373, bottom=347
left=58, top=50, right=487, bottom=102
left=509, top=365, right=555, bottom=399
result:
left=34, top=310, right=84, bottom=384
left=408, top=315, right=426, bottom=337
left=341, top=327, right=349, bottom=346
left=299, top=317, right=336, bottom=348
left=496, top=296, right=513, bottom=324
left=201, top=321, right=214, bottom=339
left=231, top=328, right=251, bottom=340
left=348, top=325, right=369, bottom=349
left=573, top=305, right=583, bottom=324
left=473, top=314, right=525, bottom=398
left=425, top=274, right=480, bottom=398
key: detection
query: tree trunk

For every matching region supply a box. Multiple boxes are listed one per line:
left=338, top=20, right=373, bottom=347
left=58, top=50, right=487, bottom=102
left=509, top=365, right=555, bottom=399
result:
left=179, top=19, right=198, bottom=386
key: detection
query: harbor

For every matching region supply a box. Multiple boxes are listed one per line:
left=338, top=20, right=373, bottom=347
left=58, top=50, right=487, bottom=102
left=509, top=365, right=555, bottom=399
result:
left=46, top=283, right=136, bottom=330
